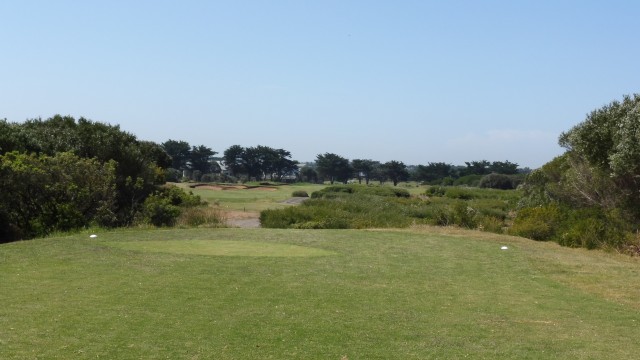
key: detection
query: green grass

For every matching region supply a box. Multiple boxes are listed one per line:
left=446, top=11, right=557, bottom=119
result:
left=3, top=227, right=640, bottom=359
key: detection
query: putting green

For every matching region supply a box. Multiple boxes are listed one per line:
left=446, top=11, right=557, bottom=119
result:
left=103, top=240, right=335, bottom=257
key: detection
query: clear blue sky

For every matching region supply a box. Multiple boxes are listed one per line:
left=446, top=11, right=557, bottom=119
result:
left=2, top=1, right=638, bottom=168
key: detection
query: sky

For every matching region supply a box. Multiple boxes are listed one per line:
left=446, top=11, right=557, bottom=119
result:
left=1, top=1, right=638, bottom=168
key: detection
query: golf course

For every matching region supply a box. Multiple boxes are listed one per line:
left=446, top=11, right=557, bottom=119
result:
left=3, top=184, right=640, bottom=359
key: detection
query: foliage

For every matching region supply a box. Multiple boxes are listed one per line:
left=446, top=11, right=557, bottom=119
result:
left=139, top=185, right=207, bottom=227
left=514, top=95, right=640, bottom=250
left=381, top=160, right=409, bottom=186
left=509, top=205, right=564, bottom=241
left=161, top=139, right=191, bottom=170
left=315, top=153, right=352, bottom=184
left=412, top=162, right=454, bottom=183
left=223, top=144, right=297, bottom=181
left=0, top=151, right=117, bottom=241
left=291, top=190, right=309, bottom=197
left=444, top=187, right=476, bottom=200
left=351, top=159, right=380, bottom=184
left=312, top=184, right=410, bottom=198
left=453, top=174, right=483, bottom=186
left=479, top=173, right=517, bottom=189
left=262, top=185, right=517, bottom=232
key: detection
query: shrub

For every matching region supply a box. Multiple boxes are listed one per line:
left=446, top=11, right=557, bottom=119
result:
left=445, top=187, right=476, bottom=200
left=479, top=173, right=515, bottom=190
left=509, top=205, right=563, bottom=240
left=453, top=174, right=483, bottom=187
left=558, top=208, right=630, bottom=249
left=141, top=195, right=181, bottom=227
left=292, top=190, right=309, bottom=197
left=425, top=186, right=446, bottom=197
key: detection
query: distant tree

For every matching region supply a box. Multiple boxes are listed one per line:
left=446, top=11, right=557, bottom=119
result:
left=382, top=160, right=409, bottom=186
left=412, top=162, right=453, bottom=183
left=315, top=153, right=352, bottom=184
left=351, top=159, right=379, bottom=184
left=463, top=160, right=491, bottom=176
left=189, top=145, right=218, bottom=174
left=489, top=160, right=519, bottom=175
left=300, top=166, right=318, bottom=183
left=223, top=145, right=246, bottom=177
left=161, top=140, right=191, bottom=170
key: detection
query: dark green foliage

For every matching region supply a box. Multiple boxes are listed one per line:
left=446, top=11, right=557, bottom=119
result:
left=140, top=185, right=206, bottom=227
left=223, top=145, right=297, bottom=181
left=291, top=190, right=309, bottom=197
left=312, top=185, right=410, bottom=198
left=0, top=152, right=117, bottom=241
left=425, top=186, right=446, bottom=197
left=381, top=160, right=409, bottom=186
left=315, top=153, right=352, bottom=184
left=479, top=173, right=516, bottom=189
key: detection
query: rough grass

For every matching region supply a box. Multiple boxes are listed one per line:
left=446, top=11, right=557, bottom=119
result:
left=2, top=227, right=640, bottom=359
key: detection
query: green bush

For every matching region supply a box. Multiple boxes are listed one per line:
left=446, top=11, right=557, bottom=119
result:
left=509, top=205, right=563, bottom=241
left=453, top=174, right=483, bottom=187
left=292, top=190, right=309, bottom=197
left=479, top=173, right=515, bottom=190
left=445, top=187, right=476, bottom=200
left=558, top=208, right=630, bottom=249
left=312, top=185, right=410, bottom=198
left=425, top=186, right=446, bottom=197
left=141, top=195, right=181, bottom=227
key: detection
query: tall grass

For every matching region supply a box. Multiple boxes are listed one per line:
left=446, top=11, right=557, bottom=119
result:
left=260, top=185, right=520, bottom=232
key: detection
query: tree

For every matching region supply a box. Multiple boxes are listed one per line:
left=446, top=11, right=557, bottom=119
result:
left=161, top=140, right=191, bottom=170
left=412, top=162, right=453, bottom=183
left=489, top=160, right=519, bottom=175
left=300, top=166, right=318, bottom=183
left=189, top=145, right=218, bottom=174
left=351, top=159, right=379, bottom=184
left=463, top=160, right=491, bottom=175
left=223, top=145, right=246, bottom=177
left=381, top=160, right=409, bottom=186
left=315, top=153, right=352, bottom=184
left=554, top=94, right=640, bottom=215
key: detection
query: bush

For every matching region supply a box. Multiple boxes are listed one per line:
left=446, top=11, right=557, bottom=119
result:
left=479, top=173, right=515, bottom=190
left=141, top=195, right=181, bottom=227
left=453, top=174, right=483, bottom=187
left=558, top=208, right=630, bottom=249
left=425, top=186, right=446, bottom=197
left=509, top=205, right=563, bottom=240
left=445, top=187, right=476, bottom=200
left=292, top=190, right=309, bottom=197
left=139, top=185, right=207, bottom=227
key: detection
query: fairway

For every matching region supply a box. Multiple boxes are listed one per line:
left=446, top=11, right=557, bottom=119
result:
left=3, top=227, right=640, bottom=359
